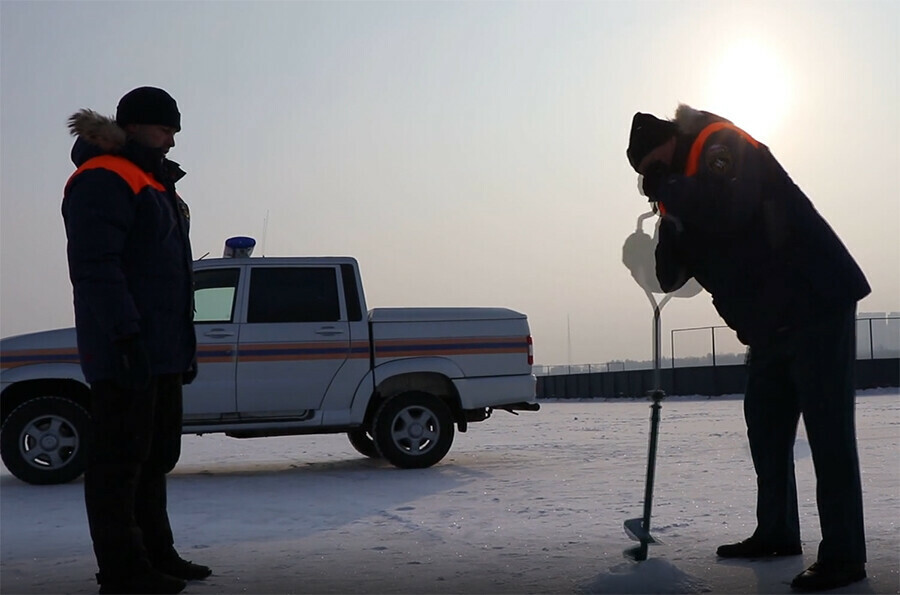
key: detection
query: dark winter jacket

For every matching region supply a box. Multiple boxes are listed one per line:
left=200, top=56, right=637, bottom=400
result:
left=62, top=109, right=196, bottom=383
left=652, top=105, right=870, bottom=346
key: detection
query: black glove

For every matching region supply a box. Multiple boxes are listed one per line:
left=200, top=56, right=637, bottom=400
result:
left=641, top=160, right=670, bottom=201
left=114, top=334, right=151, bottom=391
left=182, top=358, right=198, bottom=385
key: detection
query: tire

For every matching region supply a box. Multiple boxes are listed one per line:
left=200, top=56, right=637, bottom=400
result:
left=0, top=396, right=91, bottom=485
left=372, top=391, right=454, bottom=469
left=347, top=428, right=381, bottom=459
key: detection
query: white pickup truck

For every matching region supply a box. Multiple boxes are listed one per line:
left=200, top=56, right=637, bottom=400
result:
left=0, top=245, right=537, bottom=484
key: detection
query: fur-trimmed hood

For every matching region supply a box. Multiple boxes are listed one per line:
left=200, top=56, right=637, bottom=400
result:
left=68, top=109, right=127, bottom=154
left=68, top=109, right=130, bottom=168
left=673, top=103, right=731, bottom=136
left=66, top=108, right=185, bottom=181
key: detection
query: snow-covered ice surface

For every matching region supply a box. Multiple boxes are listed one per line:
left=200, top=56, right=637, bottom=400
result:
left=1, top=390, right=898, bottom=594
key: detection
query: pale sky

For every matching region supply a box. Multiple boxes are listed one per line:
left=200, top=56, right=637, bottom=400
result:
left=1, top=0, right=898, bottom=365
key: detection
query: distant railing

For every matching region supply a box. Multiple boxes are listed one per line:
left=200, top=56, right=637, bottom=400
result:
left=857, top=315, right=900, bottom=360
left=534, top=315, right=900, bottom=377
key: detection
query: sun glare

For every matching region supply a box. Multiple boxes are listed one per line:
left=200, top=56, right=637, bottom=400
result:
left=705, top=40, right=792, bottom=142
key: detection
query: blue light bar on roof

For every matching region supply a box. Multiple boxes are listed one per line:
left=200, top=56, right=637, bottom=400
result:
left=223, top=236, right=256, bottom=258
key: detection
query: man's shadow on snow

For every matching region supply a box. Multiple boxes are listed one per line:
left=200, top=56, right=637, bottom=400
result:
left=715, top=556, right=875, bottom=594
left=581, top=556, right=875, bottom=594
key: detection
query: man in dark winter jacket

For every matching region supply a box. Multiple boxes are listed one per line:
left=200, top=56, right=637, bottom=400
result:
left=62, top=86, right=210, bottom=594
left=626, top=105, right=870, bottom=592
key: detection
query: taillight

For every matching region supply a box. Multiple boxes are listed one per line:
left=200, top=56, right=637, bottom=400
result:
left=526, top=335, right=534, bottom=366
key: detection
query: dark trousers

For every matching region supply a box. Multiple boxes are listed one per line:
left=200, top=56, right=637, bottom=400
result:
left=744, top=306, right=866, bottom=563
left=84, top=374, right=183, bottom=578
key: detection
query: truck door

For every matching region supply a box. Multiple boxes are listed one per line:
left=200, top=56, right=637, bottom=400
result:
left=235, top=265, right=351, bottom=416
left=184, top=266, right=242, bottom=419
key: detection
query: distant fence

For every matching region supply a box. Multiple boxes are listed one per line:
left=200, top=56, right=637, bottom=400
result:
left=535, top=316, right=900, bottom=398
left=536, top=359, right=899, bottom=399
left=534, top=316, right=900, bottom=377
left=856, top=315, right=900, bottom=360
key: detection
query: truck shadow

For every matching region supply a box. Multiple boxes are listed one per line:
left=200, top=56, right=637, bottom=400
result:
left=0, top=456, right=493, bottom=595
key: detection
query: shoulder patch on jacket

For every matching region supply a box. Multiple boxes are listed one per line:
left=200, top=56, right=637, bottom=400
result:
left=177, top=198, right=190, bottom=221
left=705, top=144, right=733, bottom=176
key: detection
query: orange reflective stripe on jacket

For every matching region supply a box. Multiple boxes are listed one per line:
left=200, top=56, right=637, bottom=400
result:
left=656, top=122, right=760, bottom=216
left=685, top=121, right=759, bottom=177
left=66, top=155, right=165, bottom=194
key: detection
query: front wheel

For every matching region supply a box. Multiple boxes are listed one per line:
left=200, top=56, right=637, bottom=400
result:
left=347, top=428, right=380, bottom=459
left=372, top=391, right=454, bottom=469
left=0, top=396, right=91, bottom=485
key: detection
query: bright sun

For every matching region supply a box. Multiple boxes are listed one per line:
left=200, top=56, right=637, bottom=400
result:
left=706, top=40, right=792, bottom=142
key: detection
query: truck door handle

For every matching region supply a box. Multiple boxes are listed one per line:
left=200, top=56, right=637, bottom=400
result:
left=203, top=329, right=235, bottom=339
left=315, top=327, right=345, bottom=337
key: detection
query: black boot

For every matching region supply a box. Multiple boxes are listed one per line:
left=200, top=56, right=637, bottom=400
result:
left=791, top=561, right=866, bottom=591
left=150, top=550, right=212, bottom=581
left=96, top=566, right=186, bottom=594
left=716, top=536, right=802, bottom=558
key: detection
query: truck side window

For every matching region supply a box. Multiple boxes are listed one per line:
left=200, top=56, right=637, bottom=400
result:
left=340, top=264, right=363, bottom=321
left=247, top=267, right=341, bottom=323
left=194, top=268, right=240, bottom=323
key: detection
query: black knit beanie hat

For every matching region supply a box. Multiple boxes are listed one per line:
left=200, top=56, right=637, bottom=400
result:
left=626, top=112, right=678, bottom=171
left=116, top=87, right=181, bottom=131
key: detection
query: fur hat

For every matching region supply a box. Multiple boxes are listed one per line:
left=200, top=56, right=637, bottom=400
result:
left=626, top=112, right=678, bottom=172
left=116, top=87, right=181, bottom=131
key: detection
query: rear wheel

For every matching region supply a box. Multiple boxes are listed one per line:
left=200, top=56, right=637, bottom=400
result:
left=347, top=428, right=380, bottom=459
left=372, top=391, right=454, bottom=469
left=0, top=396, right=91, bottom=485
